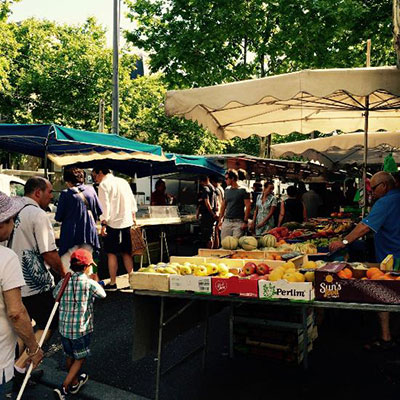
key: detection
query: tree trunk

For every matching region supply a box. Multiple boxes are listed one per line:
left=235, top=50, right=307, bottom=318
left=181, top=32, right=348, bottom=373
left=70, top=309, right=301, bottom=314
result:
left=394, top=0, right=400, bottom=68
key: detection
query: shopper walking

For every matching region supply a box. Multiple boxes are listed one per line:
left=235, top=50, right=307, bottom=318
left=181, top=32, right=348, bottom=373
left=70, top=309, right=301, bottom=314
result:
left=56, top=167, right=103, bottom=270
left=91, top=167, right=137, bottom=291
left=7, top=177, right=66, bottom=391
left=53, top=249, right=106, bottom=399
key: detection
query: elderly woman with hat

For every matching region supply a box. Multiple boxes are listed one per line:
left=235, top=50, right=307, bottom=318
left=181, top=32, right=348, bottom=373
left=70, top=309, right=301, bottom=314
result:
left=0, top=192, right=43, bottom=398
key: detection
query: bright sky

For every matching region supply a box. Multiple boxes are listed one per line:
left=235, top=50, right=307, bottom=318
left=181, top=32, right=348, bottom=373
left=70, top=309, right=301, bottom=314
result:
left=9, top=0, right=133, bottom=47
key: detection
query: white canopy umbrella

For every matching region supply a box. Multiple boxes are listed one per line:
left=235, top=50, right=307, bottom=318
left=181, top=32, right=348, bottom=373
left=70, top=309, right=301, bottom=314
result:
left=166, top=67, right=400, bottom=140
left=270, top=131, right=400, bottom=169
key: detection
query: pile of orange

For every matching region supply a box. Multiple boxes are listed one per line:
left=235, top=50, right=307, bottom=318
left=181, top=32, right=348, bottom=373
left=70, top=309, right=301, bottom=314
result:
left=338, top=268, right=353, bottom=279
left=337, top=267, right=400, bottom=280
left=365, top=267, right=399, bottom=280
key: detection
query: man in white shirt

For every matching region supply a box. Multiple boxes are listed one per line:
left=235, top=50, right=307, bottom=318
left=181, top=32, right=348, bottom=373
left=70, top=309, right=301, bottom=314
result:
left=0, top=192, right=43, bottom=397
left=8, top=177, right=66, bottom=389
left=92, top=168, right=137, bottom=291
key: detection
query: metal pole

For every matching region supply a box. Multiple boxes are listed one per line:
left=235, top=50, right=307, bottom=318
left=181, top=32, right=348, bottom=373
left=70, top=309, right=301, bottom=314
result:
left=155, top=297, right=165, bottom=400
left=362, top=96, right=369, bottom=216
left=362, top=39, right=371, bottom=216
left=99, top=99, right=105, bottom=132
left=17, top=273, right=72, bottom=400
left=112, top=0, right=120, bottom=134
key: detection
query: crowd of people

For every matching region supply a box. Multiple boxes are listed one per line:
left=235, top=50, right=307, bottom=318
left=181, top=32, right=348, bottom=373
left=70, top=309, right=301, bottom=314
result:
left=0, top=165, right=138, bottom=399
left=195, top=168, right=357, bottom=247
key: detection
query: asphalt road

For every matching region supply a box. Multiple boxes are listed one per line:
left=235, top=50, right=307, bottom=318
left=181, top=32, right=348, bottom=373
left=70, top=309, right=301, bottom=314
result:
left=18, top=284, right=400, bottom=400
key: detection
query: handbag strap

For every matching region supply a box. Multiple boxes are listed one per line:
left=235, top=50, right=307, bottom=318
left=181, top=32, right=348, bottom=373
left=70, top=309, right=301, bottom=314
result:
left=77, top=190, right=95, bottom=223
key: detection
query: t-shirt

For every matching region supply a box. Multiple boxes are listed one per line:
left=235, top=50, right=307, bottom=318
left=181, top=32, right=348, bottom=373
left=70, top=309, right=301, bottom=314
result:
left=198, top=184, right=216, bottom=217
left=98, top=174, right=138, bottom=229
left=9, top=197, right=56, bottom=297
left=151, top=190, right=168, bottom=206
left=0, top=247, right=25, bottom=384
left=224, top=186, right=251, bottom=220
left=362, top=188, right=400, bottom=262
left=284, top=198, right=304, bottom=223
left=302, top=190, right=322, bottom=219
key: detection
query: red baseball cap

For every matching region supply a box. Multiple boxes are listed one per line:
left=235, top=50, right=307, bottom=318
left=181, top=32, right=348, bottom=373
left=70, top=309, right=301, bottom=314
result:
left=70, top=249, right=96, bottom=267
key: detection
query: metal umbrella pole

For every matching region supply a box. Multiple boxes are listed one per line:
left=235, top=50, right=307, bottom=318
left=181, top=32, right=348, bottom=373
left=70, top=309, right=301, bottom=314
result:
left=16, top=272, right=72, bottom=400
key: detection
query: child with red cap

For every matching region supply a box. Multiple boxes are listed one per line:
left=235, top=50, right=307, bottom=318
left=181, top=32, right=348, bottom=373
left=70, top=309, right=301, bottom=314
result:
left=53, top=249, right=106, bottom=399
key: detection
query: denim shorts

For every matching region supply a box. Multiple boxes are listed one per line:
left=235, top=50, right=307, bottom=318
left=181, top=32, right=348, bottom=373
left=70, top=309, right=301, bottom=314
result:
left=61, top=333, right=92, bottom=360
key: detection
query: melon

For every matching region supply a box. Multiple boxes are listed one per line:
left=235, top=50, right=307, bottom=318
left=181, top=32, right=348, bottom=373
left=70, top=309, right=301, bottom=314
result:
left=221, top=236, right=238, bottom=250
left=239, top=236, right=258, bottom=251
left=238, top=236, right=247, bottom=248
left=258, top=234, right=277, bottom=248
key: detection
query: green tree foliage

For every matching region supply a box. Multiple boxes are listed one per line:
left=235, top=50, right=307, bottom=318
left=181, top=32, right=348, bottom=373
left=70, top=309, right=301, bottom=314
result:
left=125, top=0, right=395, bottom=156
left=119, top=73, right=226, bottom=154
left=126, top=0, right=395, bottom=87
left=1, top=18, right=113, bottom=129
left=0, top=13, right=227, bottom=157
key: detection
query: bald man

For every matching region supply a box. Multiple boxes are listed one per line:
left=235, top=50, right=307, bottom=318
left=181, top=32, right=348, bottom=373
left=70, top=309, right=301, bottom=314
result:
left=330, top=171, right=400, bottom=349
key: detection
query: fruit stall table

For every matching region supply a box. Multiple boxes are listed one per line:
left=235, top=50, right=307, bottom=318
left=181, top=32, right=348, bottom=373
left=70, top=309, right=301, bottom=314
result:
left=131, top=289, right=400, bottom=400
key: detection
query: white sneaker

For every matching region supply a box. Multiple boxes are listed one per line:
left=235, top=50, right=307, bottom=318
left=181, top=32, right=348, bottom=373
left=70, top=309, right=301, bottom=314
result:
left=70, top=373, right=89, bottom=394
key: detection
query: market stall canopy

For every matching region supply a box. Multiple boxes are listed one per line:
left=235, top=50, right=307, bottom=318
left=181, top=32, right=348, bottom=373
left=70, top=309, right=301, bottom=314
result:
left=61, top=153, right=224, bottom=179
left=0, top=124, right=166, bottom=162
left=165, top=67, right=400, bottom=140
left=150, top=153, right=225, bottom=179
left=270, top=131, right=400, bottom=169
left=204, top=154, right=332, bottom=181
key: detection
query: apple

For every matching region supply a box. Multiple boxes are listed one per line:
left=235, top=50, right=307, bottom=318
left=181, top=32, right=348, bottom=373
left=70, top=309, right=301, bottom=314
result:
left=239, top=271, right=247, bottom=277
left=258, top=275, right=269, bottom=280
left=243, top=262, right=257, bottom=275
left=249, top=273, right=260, bottom=280
left=256, top=263, right=270, bottom=275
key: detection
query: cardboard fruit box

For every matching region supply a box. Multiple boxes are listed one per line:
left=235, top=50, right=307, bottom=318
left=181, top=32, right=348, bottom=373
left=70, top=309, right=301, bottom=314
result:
left=315, top=262, right=400, bottom=304
left=258, top=280, right=314, bottom=302
left=198, top=249, right=308, bottom=263
left=240, top=257, right=306, bottom=270
left=129, top=272, right=169, bottom=292
left=198, top=248, right=268, bottom=259
left=169, top=275, right=211, bottom=294
left=212, top=276, right=259, bottom=298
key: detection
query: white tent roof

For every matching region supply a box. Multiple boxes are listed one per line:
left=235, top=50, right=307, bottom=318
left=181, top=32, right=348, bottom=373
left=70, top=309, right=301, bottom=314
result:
left=270, top=131, right=400, bottom=168
left=165, top=67, right=400, bottom=140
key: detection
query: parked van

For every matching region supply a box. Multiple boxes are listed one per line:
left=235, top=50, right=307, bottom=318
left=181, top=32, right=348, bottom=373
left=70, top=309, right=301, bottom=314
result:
left=0, top=173, right=25, bottom=196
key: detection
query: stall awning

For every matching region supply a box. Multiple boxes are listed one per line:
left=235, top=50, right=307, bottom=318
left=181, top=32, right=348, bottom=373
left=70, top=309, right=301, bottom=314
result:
left=149, top=153, right=226, bottom=179
left=165, top=67, right=400, bottom=140
left=270, top=131, right=400, bottom=168
left=0, top=124, right=166, bottom=162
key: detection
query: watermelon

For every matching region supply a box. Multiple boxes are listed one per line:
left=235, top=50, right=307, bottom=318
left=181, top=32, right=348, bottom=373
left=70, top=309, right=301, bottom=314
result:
left=259, top=234, right=277, bottom=248
left=240, top=236, right=258, bottom=251
left=221, top=236, right=238, bottom=250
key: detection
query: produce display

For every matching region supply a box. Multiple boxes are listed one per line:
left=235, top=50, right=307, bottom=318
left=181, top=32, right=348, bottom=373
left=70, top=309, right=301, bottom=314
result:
left=138, top=261, right=234, bottom=278
left=264, top=220, right=354, bottom=240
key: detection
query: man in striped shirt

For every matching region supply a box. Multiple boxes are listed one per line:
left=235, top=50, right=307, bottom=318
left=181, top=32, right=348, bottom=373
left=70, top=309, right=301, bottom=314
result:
left=53, top=249, right=106, bottom=399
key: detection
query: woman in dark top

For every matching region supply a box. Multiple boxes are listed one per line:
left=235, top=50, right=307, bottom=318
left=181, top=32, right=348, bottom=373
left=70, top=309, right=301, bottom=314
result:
left=278, top=185, right=307, bottom=226
left=55, top=167, right=103, bottom=269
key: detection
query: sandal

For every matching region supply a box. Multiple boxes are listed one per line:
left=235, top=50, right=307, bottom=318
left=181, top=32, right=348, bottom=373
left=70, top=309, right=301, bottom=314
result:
left=363, top=338, right=397, bottom=351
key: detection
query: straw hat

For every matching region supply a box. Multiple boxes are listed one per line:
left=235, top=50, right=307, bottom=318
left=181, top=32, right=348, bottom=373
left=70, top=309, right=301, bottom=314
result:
left=0, top=191, right=25, bottom=224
